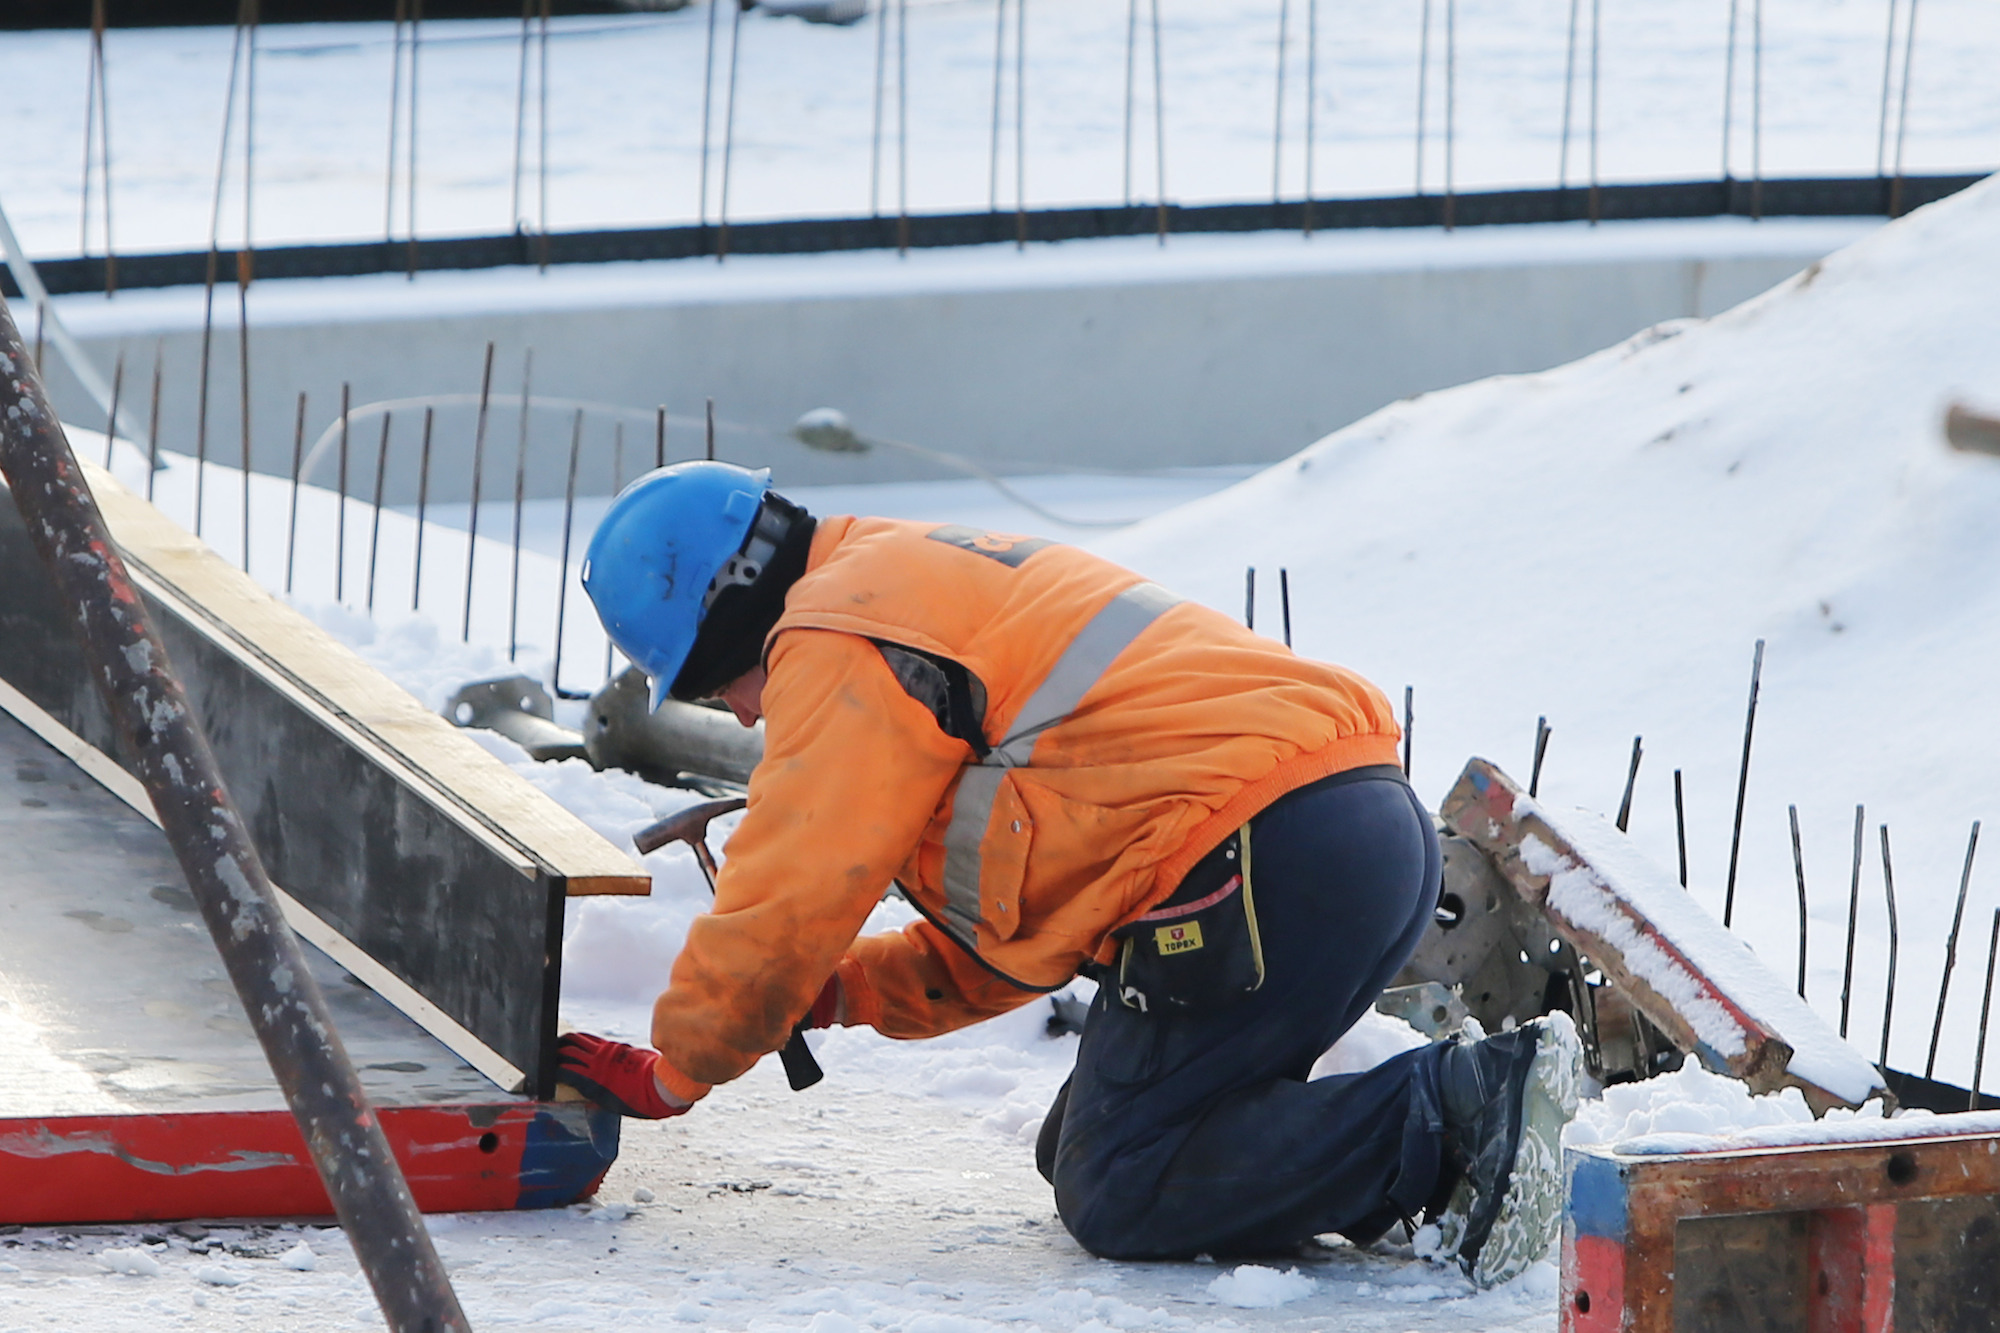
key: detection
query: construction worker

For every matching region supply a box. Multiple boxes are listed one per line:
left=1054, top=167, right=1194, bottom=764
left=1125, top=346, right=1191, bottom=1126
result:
left=556, top=460, right=1582, bottom=1286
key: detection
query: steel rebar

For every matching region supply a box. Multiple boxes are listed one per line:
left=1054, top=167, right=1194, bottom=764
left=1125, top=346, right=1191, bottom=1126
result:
left=1271, top=0, right=1290, bottom=203
left=196, top=13, right=251, bottom=540
left=1927, top=820, right=1980, bottom=1079
left=1874, top=0, right=1902, bottom=178
left=0, top=297, right=470, bottom=1333
left=1402, top=685, right=1413, bottom=780
left=412, top=406, right=434, bottom=612
left=510, top=0, right=533, bottom=229
left=406, top=0, right=424, bottom=279
left=462, top=342, right=495, bottom=642
left=1721, top=0, right=1739, bottom=178
left=1414, top=0, right=1431, bottom=193
left=1840, top=803, right=1864, bottom=1038
left=1751, top=0, right=1764, bottom=219
left=1557, top=0, right=1580, bottom=188
left=1302, top=0, right=1317, bottom=235
left=1014, top=0, right=1027, bottom=249
left=103, top=350, right=124, bottom=468
left=1789, top=803, right=1807, bottom=998
left=1674, top=769, right=1688, bottom=886
left=1879, top=822, right=1899, bottom=1068
left=1442, top=0, right=1456, bottom=230
left=144, top=343, right=162, bottom=502
left=335, top=381, right=350, bottom=604
left=1615, top=735, right=1641, bottom=833
left=385, top=0, right=407, bottom=241
left=1587, top=0, right=1601, bottom=223
left=718, top=0, right=747, bottom=260
left=366, top=412, right=391, bottom=612
left=869, top=0, right=889, bottom=216
left=1530, top=716, right=1550, bottom=798
left=1121, top=0, right=1138, bottom=206
left=1972, top=908, right=2000, bottom=1111
left=537, top=0, right=552, bottom=270
left=284, top=390, right=304, bottom=594
left=1244, top=565, right=1255, bottom=629
left=897, top=0, right=911, bottom=254
left=1889, top=0, right=1922, bottom=216
left=989, top=0, right=1009, bottom=213
left=1279, top=567, right=1292, bottom=648
left=551, top=408, right=585, bottom=694
left=1722, top=638, right=1764, bottom=929
left=654, top=404, right=666, bottom=470
left=705, top=396, right=716, bottom=462
left=508, top=350, right=533, bottom=659
left=1150, top=0, right=1168, bottom=244
left=237, top=0, right=257, bottom=571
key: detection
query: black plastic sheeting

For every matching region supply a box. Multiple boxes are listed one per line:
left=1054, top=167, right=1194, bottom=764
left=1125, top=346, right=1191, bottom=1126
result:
left=11, top=173, right=1986, bottom=299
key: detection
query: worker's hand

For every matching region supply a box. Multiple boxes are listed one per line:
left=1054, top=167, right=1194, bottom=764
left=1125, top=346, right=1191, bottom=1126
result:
left=555, top=1032, right=691, bottom=1120
left=804, top=974, right=844, bottom=1029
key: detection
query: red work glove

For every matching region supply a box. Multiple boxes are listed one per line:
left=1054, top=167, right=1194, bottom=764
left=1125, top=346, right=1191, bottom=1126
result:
left=555, top=1032, right=690, bottom=1119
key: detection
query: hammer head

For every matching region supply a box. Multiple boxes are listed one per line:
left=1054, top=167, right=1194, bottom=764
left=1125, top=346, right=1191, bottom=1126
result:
left=634, top=796, right=748, bottom=856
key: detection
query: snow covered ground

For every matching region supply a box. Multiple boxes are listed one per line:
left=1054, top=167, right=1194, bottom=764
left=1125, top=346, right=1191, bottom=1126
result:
left=3, top=0, right=1999, bottom=260
left=8, top=71, right=2000, bottom=1333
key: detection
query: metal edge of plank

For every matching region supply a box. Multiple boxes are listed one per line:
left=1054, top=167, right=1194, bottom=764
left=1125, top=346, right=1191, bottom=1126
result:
left=79, top=457, right=648, bottom=897
left=0, top=671, right=529, bottom=1096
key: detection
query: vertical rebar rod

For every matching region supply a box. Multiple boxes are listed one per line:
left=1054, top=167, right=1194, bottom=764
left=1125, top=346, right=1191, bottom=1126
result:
left=605, top=420, right=625, bottom=679
left=655, top=404, right=666, bottom=469
left=335, top=382, right=350, bottom=604
left=1879, top=823, right=1899, bottom=1068
left=284, top=390, right=303, bottom=594
left=103, top=350, right=124, bottom=467
left=385, top=0, right=406, bottom=242
left=1615, top=735, right=1642, bottom=832
left=1972, top=909, right=2000, bottom=1110
left=1412, top=0, right=1434, bottom=196
left=366, top=412, right=391, bottom=612
left=406, top=0, right=423, bottom=279
left=1442, top=0, right=1456, bottom=230
left=32, top=302, right=43, bottom=374
left=236, top=3, right=258, bottom=573
left=551, top=408, right=585, bottom=694
left=511, top=0, right=532, bottom=229
left=0, top=295, right=471, bottom=1333
left=462, top=341, right=495, bottom=642
left=1926, top=820, right=1980, bottom=1079
left=1557, top=0, right=1580, bottom=188
left=1014, top=0, right=1027, bottom=249
left=80, top=0, right=100, bottom=260
left=1874, top=0, right=1901, bottom=177
left=1530, top=716, right=1550, bottom=798
left=1302, top=0, right=1317, bottom=235
left=897, top=0, right=911, bottom=255
left=1150, top=0, right=1168, bottom=244
left=1674, top=768, right=1688, bottom=886
left=1840, top=804, right=1864, bottom=1038
left=870, top=0, right=889, bottom=216
left=196, top=12, right=250, bottom=541
left=1278, top=567, right=1291, bottom=647
left=537, top=0, right=552, bottom=269
left=1243, top=565, right=1255, bottom=629
left=1750, top=0, right=1764, bottom=219
left=1789, top=803, right=1808, bottom=997
left=1721, top=0, right=1739, bottom=178
left=1889, top=0, right=1922, bottom=217
left=1722, top=638, right=1764, bottom=929
left=1402, top=686, right=1413, bottom=779
left=718, top=0, right=746, bottom=261
left=1271, top=0, right=1290, bottom=203
left=144, top=342, right=162, bottom=503
left=508, top=350, right=533, bottom=659
left=1587, top=0, right=1601, bottom=224
left=82, top=0, right=118, bottom=293
left=1414, top=0, right=1430, bottom=193
left=1122, top=0, right=1138, bottom=207
left=989, top=0, right=1008, bottom=212
left=705, top=396, right=716, bottom=462
left=412, top=406, right=434, bottom=612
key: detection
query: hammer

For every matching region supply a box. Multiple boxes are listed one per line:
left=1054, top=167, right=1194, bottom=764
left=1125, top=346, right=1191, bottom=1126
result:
left=634, top=797, right=825, bottom=1091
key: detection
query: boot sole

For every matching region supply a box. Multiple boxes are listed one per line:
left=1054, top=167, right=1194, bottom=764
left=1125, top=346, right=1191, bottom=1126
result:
left=1465, top=1011, right=1583, bottom=1288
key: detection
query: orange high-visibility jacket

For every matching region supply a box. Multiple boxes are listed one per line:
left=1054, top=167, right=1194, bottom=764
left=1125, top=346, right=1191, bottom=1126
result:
left=648, top=517, right=1401, bottom=1103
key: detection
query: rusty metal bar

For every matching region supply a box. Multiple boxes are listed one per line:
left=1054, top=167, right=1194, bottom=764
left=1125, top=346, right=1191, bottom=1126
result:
left=1722, top=638, right=1764, bottom=928
left=1927, top=819, right=1979, bottom=1078
left=0, top=296, right=469, bottom=1333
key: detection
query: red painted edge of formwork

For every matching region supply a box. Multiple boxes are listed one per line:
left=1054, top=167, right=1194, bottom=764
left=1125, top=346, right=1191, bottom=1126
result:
left=0, top=1101, right=621, bottom=1225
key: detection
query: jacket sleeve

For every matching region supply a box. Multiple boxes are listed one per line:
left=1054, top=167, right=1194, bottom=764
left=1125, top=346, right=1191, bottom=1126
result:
left=649, top=628, right=969, bottom=1095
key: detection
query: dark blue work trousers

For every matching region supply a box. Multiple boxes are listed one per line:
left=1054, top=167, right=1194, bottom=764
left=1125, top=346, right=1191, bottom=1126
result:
left=1036, top=769, right=1448, bottom=1259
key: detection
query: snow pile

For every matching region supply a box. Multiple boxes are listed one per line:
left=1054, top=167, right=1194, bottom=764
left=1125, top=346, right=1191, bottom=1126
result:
left=1104, top=172, right=2000, bottom=1082
left=1207, top=1264, right=1319, bottom=1308
left=1566, top=1060, right=1823, bottom=1150
left=94, top=1247, right=162, bottom=1278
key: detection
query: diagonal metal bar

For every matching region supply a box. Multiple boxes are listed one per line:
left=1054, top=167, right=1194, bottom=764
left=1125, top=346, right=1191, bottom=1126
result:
left=0, top=295, right=469, bottom=1333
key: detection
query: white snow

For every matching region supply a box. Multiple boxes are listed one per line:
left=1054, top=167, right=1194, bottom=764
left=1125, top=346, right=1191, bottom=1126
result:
left=94, top=1247, right=163, bottom=1278
left=1207, top=1264, right=1319, bottom=1308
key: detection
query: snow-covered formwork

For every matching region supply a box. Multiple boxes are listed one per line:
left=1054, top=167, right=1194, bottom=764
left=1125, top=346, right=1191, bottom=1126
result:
left=0, top=454, right=650, bottom=1224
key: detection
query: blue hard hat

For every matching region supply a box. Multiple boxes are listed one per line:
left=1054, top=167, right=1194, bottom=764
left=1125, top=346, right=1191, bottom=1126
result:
left=581, top=460, right=774, bottom=711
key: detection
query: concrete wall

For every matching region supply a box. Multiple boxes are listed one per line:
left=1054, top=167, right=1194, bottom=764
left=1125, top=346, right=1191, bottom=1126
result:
left=44, top=219, right=1873, bottom=502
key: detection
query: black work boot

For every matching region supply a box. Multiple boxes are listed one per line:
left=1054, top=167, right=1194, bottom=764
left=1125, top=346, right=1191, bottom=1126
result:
left=1431, top=1012, right=1582, bottom=1288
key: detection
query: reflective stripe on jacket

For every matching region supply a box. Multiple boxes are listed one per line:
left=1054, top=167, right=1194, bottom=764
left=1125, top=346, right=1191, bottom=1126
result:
left=647, top=516, right=1400, bottom=1102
